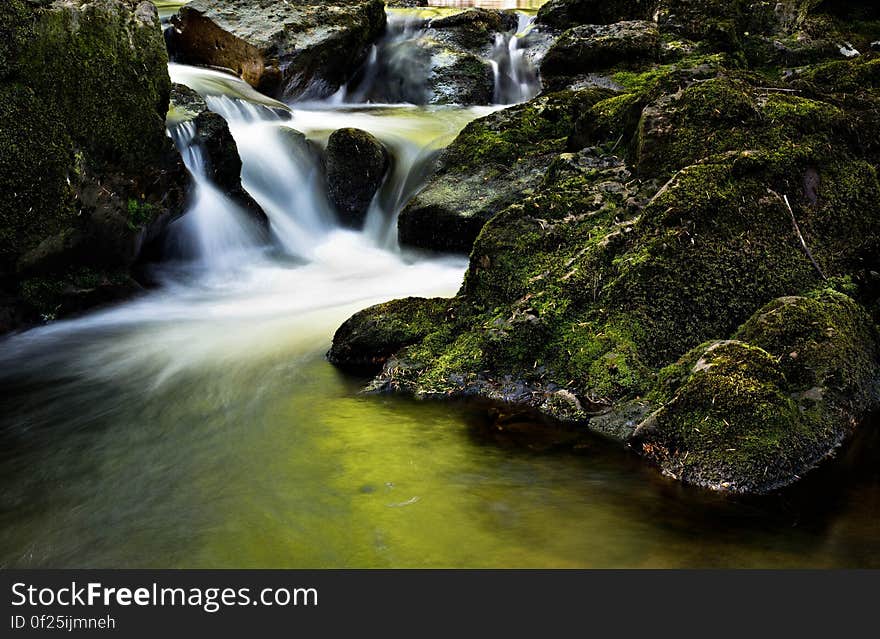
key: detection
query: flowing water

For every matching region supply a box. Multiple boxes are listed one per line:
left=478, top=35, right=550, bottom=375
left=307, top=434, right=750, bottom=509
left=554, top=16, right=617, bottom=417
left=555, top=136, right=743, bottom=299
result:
left=1, top=1, right=879, bottom=568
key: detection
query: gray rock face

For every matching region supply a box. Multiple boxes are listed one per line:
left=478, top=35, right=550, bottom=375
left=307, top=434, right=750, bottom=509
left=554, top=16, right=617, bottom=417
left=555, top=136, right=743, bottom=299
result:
left=168, top=0, right=387, bottom=99
left=325, top=128, right=390, bottom=229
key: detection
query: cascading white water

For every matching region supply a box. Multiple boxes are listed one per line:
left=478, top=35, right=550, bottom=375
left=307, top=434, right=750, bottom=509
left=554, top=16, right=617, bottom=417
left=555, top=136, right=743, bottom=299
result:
left=167, top=120, right=265, bottom=271
left=490, top=12, right=541, bottom=105
left=169, top=63, right=491, bottom=257
left=204, top=95, right=336, bottom=260
left=338, top=9, right=541, bottom=107
left=334, top=13, right=434, bottom=105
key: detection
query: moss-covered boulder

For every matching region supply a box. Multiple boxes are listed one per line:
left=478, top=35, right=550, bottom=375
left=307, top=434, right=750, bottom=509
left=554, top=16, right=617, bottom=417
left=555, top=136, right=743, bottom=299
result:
left=332, top=3, right=880, bottom=493
left=634, top=290, right=880, bottom=493
left=328, top=297, right=451, bottom=374
left=541, top=20, right=660, bottom=89
left=0, top=0, right=187, bottom=330
left=168, top=0, right=387, bottom=100
left=398, top=88, right=613, bottom=252
left=325, top=128, right=390, bottom=229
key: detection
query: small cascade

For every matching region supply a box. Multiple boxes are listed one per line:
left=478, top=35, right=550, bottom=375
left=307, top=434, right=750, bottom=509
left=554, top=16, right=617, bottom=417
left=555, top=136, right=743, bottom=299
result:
left=490, top=13, right=541, bottom=105
left=169, top=61, right=489, bottom=262
left=338, top=14, right=433, bottom=105
left=338, top=9, right=541, bottom=107
left=167, top=121, right=265, bottom=271
left=205, top=95, right=336, bottom=260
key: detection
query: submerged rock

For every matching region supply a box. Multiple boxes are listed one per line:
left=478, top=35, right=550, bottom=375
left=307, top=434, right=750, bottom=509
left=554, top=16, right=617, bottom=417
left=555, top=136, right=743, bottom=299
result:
left=0, top=0, right=187, bottom=329
left=169, top=84, right=267, bottom=226
left=325, top=128, right=390, bottom=229
left=168, top=0, right=387, bottom=100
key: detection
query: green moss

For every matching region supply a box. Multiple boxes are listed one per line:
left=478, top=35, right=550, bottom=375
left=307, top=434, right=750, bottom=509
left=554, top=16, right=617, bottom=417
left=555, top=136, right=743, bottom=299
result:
left=443, top=88, right=613, bottom=175
left=328, top=297, right=453, bottom=374
left=126, top=199, right=159, bottom=230
left=735, top=289, right=880, bottom=407
left=635, top=287, right=879, bottom=493
left=636, top=74, right=854, bottom=177
left=0, top=83, right=76, bottom=274
left=636, top=340, right=825, bottom=492
left=24, top=1, right=173, bottom=173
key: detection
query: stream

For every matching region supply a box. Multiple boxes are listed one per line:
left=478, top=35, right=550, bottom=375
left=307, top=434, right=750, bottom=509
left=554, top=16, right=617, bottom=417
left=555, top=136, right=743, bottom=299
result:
left=1, top=1, right=879, bottom=568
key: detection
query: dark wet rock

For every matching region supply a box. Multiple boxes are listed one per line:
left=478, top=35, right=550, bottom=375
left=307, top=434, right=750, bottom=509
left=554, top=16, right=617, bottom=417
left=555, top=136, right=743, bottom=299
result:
left=0, top=0, right=187, bottom=329
left=541, top=21, right=660, bottom=87
left=168, top=0, right=387, bottom=100
left=398, top=88, right=613, bottom=252
left=537, top=0, right=655, bottom=30
left=325, top=128, right=390, bottom=228
left=428, top=9, right=519, bottom=52
left=169, top=84, right=268, bottom=227
left=426, top=42, right=496, bottom=105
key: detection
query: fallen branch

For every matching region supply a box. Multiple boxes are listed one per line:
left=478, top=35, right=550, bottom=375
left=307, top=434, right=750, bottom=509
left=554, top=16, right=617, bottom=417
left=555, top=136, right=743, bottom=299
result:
left=769, top=189, right=827, bottom=280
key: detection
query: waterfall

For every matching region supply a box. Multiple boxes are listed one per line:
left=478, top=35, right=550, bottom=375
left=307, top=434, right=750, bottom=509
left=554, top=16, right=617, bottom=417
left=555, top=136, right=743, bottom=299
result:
left=167, top=62, right=488, bottom=267
left=167, top=121, right=265, bottom=271
left=336, top=14, right=433, bottom=105
left=205, top=95, right=336, bottom=260
left=337, top=9, right=541, bottom=107
left=490, top=13, right=540, bottom=105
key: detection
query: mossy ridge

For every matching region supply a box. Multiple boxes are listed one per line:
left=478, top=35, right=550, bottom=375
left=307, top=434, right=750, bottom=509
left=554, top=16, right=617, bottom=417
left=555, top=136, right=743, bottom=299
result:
left=441, top=88, right=614, bottom=177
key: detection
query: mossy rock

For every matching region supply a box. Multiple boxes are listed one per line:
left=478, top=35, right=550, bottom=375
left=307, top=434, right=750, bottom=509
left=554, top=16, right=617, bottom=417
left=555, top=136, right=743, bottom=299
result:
left=0, top=1, right=187, bottom=331
left=398, top=87, right=614, bottom=252
left=328, top=297, right=452, bottom=374
left=332, top=4, right=880, bottom=494
left=634, top=290, right=880, bottom=493
left=541, top=21, right=660, bottom=84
